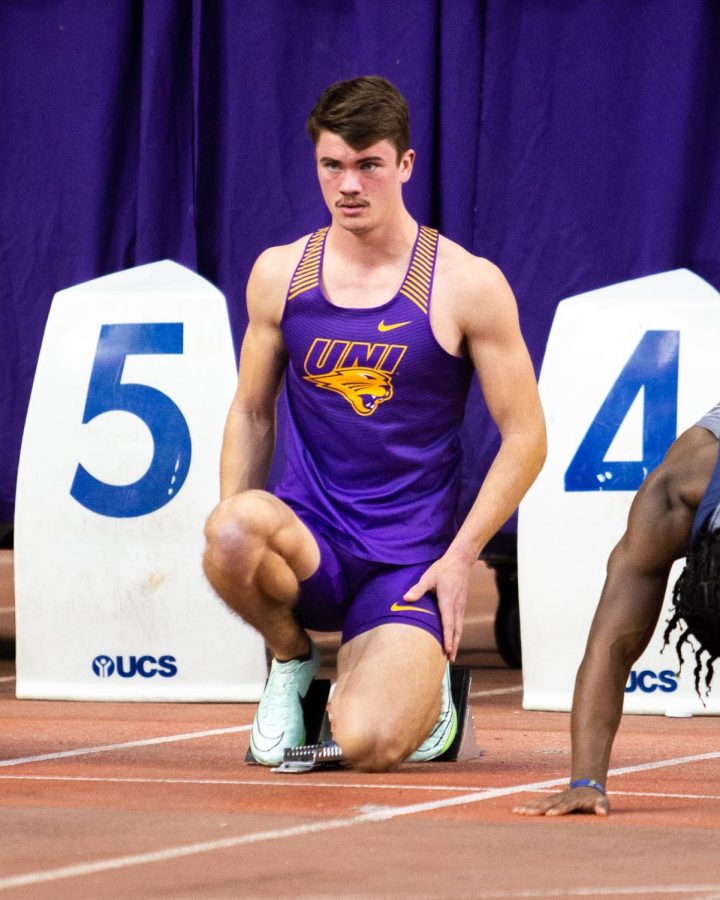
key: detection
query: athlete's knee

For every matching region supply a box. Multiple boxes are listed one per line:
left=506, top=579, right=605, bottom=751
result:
left=333, top=714, right=410, bottom=773
left=203, top=491, right=283, bottom=574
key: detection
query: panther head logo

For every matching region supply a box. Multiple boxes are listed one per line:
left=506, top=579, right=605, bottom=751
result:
left=304, top=367, right=394, bottom=416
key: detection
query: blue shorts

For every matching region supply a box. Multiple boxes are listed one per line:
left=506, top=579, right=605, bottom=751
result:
left=293, top=521, right=443, bottom=647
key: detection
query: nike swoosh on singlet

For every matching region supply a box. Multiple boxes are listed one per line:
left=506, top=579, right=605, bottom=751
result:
left=378, top=319, right=412, bottom=332
left=390, top=600, right=434, bottom=615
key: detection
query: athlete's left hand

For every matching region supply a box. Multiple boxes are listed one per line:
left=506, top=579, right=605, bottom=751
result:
left=403, top=554, right=471, bottom=661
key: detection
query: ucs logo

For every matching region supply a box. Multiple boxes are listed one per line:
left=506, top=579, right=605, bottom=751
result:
left=624, top=669, right=677, bottom=694
left=92, top=654, right=178, bottom=679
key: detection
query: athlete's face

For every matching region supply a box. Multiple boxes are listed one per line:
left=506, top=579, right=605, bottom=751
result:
left=314, top=131, right=414, bottom=234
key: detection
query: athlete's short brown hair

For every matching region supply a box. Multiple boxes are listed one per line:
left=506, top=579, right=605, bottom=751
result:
left=307, top=76, right=410, bottom=161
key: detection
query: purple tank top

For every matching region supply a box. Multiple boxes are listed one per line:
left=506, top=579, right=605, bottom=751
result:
left=274, top=225, right=474, bottom=563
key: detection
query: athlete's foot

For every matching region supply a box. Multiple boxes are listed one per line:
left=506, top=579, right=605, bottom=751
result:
left=406, top=663, right=457, bottom=762
left=250, top=642, right=320, bottom=766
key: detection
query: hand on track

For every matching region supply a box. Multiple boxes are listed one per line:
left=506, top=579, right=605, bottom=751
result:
left=512, top=787, right=610, bottom=817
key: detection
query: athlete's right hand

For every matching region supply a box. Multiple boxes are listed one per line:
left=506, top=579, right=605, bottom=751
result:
left=403, top=552, right=471, bottom=661
left=512, top=787, right=610, bottom=817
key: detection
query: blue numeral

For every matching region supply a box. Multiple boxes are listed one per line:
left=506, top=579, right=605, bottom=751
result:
left=565, top=330, right=679, bottom=492
left=70, top=323, right=192, bottom=517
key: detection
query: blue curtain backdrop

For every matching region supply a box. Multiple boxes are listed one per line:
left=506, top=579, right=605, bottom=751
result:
left=1, top=1, right=719, bottom=529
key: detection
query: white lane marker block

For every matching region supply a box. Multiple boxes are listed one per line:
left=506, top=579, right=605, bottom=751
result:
left=519, top=269, right=720, bottom=714
left=15, top=261, right=267, bottom=701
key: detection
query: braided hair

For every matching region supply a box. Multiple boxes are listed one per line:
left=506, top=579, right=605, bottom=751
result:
left=663, top=525, right=720, bottom=699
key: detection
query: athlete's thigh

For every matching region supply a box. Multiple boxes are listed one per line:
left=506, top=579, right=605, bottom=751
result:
left=332, top=623, right=446, bottom=735
left=292, top=523, right=351, bottom=632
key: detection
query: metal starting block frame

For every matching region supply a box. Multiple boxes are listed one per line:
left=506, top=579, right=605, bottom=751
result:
left=245, top=666, right=480, bottom=772
left=273, top=740, right=346, bottom=773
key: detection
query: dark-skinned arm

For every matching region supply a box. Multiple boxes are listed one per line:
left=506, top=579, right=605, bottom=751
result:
left=513, top=426, right=716, bottom=816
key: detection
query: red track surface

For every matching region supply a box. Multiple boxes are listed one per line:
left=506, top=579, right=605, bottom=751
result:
left=1, top=563, right=720, bottom=898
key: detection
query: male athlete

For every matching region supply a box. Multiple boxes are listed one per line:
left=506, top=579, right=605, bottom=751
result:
left=514, top=403, right=720, bottom=816
left=203, top=77, right=546, bottom=771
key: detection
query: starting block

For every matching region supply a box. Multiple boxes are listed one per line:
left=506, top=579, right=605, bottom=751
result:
left=437, top=665, right=480, bottom=763
left=248, top=665, right=480, bottom=772
left=274, top=741, right=346, bottom=774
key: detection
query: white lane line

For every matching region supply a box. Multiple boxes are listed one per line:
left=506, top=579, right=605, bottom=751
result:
left=611, top=750, right=720, bottom=776
left=306, top=888, right=720, bottom=899
left=611, top=789, right=720, bottom=801
left=526, top=788, right=720, bottom=801
left=0, top=725, right=251, bottom=768
left=468, top=886, right=720, bottom=898
left=469, top=685, right=522, bottom=698
left=4, top=748, right=720, bottom=891
left=0, top=774, right=495, bottom=792
left=4, top=775, right=719, bottom=803
left=479, top=887, right=720, bottom=897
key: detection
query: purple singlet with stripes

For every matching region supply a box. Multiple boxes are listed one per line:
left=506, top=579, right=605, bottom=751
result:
left=274, top=225, right=474, bottom=642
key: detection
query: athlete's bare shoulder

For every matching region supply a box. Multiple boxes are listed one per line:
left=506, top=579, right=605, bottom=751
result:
left=659, top=424, right=720, bottom=513
left=435, top=235, right=510, bottom=294
left=434, top=234, right=518, bottom=331
left=247, top=233, right=314, bottom=324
